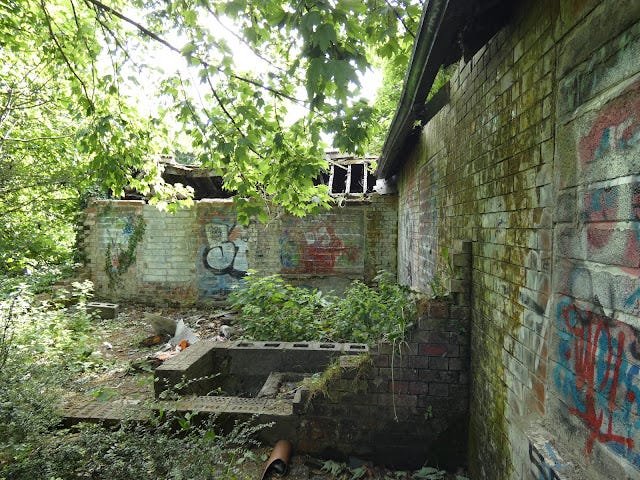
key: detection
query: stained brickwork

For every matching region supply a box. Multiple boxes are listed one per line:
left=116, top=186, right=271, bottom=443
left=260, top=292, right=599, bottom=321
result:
left=300, top=294, right=470, bottom=469
left=82, top=196, right=397, bottom=303
left=395, top=0, right=640, bottom=478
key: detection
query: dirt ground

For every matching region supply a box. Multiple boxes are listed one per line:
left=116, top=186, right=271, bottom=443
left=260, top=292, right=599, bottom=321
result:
left=64, top=303, right=467, bottom=480
left=65, top=303, right=236, bottom=401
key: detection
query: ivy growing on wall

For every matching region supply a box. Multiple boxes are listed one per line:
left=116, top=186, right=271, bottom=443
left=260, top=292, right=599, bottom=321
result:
left=105, top=216, right=146, bottom=289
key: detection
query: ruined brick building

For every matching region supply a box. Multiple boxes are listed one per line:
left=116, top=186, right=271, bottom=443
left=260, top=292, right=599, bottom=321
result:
left=83, top=0, right=640, bottom=478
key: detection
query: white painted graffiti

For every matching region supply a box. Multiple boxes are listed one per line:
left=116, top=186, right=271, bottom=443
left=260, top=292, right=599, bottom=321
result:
left=203, top=221, right=248, bottom=277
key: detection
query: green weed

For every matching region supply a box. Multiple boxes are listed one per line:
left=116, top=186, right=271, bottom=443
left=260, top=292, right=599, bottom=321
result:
left=229, top=270, right=416, bottom=344
left=0, top=275, right=268, bottom=479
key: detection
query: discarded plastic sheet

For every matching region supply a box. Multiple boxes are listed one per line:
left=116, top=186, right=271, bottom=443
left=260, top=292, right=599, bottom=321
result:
left=261, top=439, right=292, bottom=479
left=170, top=319, right=199, bottom=346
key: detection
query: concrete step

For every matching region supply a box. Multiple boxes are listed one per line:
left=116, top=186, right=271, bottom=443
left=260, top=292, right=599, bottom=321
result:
left=62, top=395, right=294, bottom=426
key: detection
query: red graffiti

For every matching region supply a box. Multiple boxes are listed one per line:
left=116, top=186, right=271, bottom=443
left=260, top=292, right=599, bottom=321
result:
left=559, top=303, right=633, bottom=454
left=281, top=226, right=359, bottom=274
left=582, top=181, right=640, bottom=269
left=578, top=80, right=640, bottom=165
left=301, top=226, right=345, bottom=273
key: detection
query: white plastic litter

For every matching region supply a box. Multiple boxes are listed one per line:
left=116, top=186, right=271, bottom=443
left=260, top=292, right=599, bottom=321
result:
left=169, top=319, right=199, bottom=346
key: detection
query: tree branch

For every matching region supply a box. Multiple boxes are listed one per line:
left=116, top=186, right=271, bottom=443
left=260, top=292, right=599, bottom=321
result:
left=205, top=5, right=296, bottom=80
left=83, top=0, right=307, bottom=105
left=40, top=0, right=94, bottom=108
left=70, top=0, right=97, bottom=87
left=0, top=177, right=74, bottom=196
left=3, top=134, right=73, bottom=143
left=384, top=0, right=415, bottom=38
left=203, top=75, right=267, bottom=163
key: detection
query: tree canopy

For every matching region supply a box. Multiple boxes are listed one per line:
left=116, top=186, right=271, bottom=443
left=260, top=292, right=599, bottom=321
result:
left=0, top=0, right=421, bottom=272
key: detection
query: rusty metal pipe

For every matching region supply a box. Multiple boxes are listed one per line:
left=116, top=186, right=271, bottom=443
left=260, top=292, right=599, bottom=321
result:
left=261, top=439, right=293, bottom=479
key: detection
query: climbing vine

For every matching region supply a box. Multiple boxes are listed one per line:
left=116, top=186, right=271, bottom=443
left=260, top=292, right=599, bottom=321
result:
left=105, top=216, right=146, bottom=289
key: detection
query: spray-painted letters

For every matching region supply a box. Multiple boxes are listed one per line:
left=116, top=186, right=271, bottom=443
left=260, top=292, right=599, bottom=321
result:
left=198, top=218, right=248, bottom=297
left=554, top=295, right=640, bottom=467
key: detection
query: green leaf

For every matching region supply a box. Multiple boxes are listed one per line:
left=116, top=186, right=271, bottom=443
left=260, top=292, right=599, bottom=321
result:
left=314, top=23, right=337, bottom=52
left=301, top=10, right=322, bottom=35
left=0, top=0, right=419, bottom=247
left=180, top=41, right=196, bottom=57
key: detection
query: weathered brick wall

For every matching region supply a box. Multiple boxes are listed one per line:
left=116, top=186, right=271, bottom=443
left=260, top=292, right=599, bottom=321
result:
left=83, top=195, right=397, bottom=303
left=299, top=242, right=471, bottom=468
left=549, top=1, right=640, bottom=478
left=395, top=0, right=640, bottom=478
left=302, top=294, right=469, bottom=469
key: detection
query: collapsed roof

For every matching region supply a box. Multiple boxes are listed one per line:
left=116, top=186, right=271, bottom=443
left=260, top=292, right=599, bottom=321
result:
left=124, top=153, right=381, bottom=201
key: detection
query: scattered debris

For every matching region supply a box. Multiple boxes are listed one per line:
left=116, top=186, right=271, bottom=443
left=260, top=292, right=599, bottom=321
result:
left=129, top=357, right=161, bottom=372
left=170, top=319, right=199, bottom=346
left=139, top=334, right=171, bottom=347
left=87, top=304, right=240, bottom=388
left=153, top=351, right=180, bottom=362
left=86, top=302, right=119, bottom=319
left=215, top=324, right=234, bottom=341
left=129, top=319, right=198, bottom=371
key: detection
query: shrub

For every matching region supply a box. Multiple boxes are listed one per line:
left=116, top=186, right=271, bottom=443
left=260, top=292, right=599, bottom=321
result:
left=0, top=279, right=104, bottom=474
left=229, top=271, right=416, bottom=344
left=327, top=271, right=415, bottom=344
left=227, top=272, right=330, bottom=341
left=1, top=414, right=266, bottom=480
left=0, top=276, right=267, bottom=480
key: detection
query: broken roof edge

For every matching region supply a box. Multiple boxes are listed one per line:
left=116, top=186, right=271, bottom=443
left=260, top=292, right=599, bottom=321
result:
left=376, top=0, right=452, bottom=180
left=376, top=0, right=518, bottom=180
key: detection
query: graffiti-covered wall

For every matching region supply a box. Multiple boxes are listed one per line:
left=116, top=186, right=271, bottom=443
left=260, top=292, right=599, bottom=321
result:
left=395, top=0, right=640, bottom=478
left=550, top=1, right=640, bottom=475
left=82, top=196, right=397, bottom=303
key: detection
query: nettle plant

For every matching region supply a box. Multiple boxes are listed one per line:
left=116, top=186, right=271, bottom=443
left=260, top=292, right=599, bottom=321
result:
left=228, top=271, right=416, bottom=344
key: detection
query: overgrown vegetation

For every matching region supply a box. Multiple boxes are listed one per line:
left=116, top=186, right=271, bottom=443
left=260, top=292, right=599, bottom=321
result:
left=319, top=460, right=468, bottom=480
left=428, top=246, right=454, bottom=298
left=229, top=271, right=416, bottom=344
left=104, top=216, right=147, bottom=289
left=0, top=274, right=264, bottom=479
left=302, top=354, right=372, bottom=404
left=2, top=415, right=265, bottom=480
left=1, top=0, right=423, bottom=241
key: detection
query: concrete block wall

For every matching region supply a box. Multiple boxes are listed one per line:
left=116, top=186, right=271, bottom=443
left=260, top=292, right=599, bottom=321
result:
left=82, top=195, right=397, bottom=303
left=395, top=0, right=640, bottom=478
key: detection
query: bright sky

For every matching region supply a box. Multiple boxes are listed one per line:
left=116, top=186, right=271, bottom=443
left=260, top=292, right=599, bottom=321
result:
left=122, top=9, right=382, bottom=151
